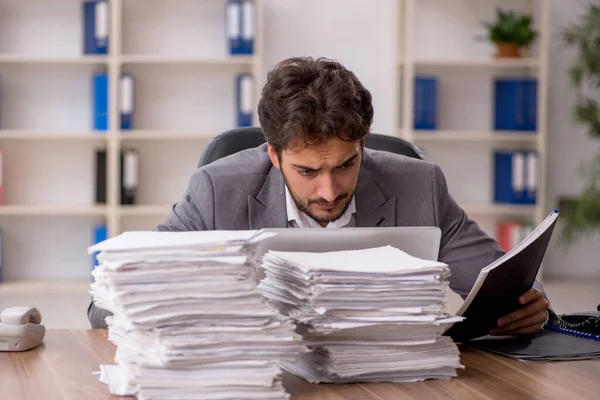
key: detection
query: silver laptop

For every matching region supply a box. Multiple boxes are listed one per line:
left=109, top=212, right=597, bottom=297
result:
left=254, top=227, right=442, bottom=262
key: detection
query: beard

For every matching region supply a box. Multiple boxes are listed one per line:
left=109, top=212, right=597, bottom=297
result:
left=281, top=170, right=354, bottom=224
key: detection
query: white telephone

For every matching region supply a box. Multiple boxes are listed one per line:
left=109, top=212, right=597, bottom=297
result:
left=0, top=307, right=46, bottom=352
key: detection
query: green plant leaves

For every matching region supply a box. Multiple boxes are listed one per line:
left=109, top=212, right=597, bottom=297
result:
left=561, top=2, right=600, bottom=244
left=483, top=8, right=537, bottom=47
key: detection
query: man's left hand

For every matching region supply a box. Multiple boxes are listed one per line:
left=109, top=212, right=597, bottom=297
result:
left=489, top=288, right=549, bottom=336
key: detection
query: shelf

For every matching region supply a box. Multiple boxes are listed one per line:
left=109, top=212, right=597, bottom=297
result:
left=414, top=58, right=539, bottom=68
left=0, top=54, right=109, bottom=64
left=119, top=55, right=256, bottom=65
left=118, top=130, right=217, bottom=141
left=0, top=205, right=108, bottom=216
left=119, top=205, right=173, bottom=216
left=0, top=130, right=108, bottom=141
left=412, top=131, right=538, bottom=144
left=463, top=204, right=538, bottom=217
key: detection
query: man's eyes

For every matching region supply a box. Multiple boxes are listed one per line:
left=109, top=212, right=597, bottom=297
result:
left=297, top=163, right=354, bottom=176
left=298, top=169, right=316, bottom=176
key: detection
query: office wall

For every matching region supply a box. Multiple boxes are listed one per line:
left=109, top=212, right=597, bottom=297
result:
left=261, top=0, right=399, bottom=136
left=543, top=0, right=600, bottom=279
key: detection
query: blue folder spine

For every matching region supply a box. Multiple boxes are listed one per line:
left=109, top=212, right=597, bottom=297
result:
left=494, top=150, right=538, bottom=205
left=83, top=0, right=109, bottom=55
left=92, top=224, right=107, bottom=277
left=494, top=151, right=524, bottom=204
left=226, top=0, right=243, bottom=55
left=241, top=0, right=255, bottom=55
left=414, top=76, right=437, bottom=130
left=525, top=80, right=538, bottom=131
left=93, top=73, right=109, bottom=131
left=494, top=79, right=537, bottom=131
left=120, top=73, right=134, bottom=130
left=237, top=73, right=254, bottom=127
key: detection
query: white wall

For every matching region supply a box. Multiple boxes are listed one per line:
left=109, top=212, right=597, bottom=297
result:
left=542, top=0, right=600, bottom=279
left=261, top=0, right=399, bottom=135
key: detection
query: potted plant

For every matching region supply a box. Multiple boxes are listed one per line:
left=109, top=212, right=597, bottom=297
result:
left=482, top=8, right=538, bottom=58
left=561, top=2, right=600, bottom=245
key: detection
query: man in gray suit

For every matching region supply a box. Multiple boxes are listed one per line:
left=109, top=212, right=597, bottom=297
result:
left=89, top=57, right=549, bottom=335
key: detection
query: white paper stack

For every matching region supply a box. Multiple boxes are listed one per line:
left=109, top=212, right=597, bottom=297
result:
left=88, top=230, right=306, bottom=400
left=258, top=245, right=463, bottom=383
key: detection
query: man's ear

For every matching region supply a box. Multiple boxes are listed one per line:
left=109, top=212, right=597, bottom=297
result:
left=267, top=144, right=281, bottom=169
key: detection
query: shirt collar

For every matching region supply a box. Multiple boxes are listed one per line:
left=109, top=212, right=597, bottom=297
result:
left=284, top=185, right=356, bottom=228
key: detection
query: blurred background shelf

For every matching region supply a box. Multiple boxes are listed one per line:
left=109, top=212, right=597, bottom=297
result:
left=0, top=130, right=108, bottom=141
left=0, top=54, right=109, bottom=64
left=412, top=130, right=538, bottom=143
left=118, top=205, right=172, bottom=216
left=414, top=58, right=539, bottom=68
left=118, top=130, right=217, bottom=141
left=0, top=205, right=108, bottom=217
left=119, top=55, right=256, bottom=65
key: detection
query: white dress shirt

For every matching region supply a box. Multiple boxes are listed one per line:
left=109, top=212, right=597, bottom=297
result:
left=285, top=185, right=356, bottom=228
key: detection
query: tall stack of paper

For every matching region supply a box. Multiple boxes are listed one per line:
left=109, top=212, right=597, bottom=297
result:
left=258, top=245, right=463, bottom=383
left=88, top=230, right=305, bottom=400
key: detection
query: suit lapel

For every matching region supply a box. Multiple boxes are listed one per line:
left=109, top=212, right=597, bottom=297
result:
left=248, top=166, right=288, bottom=229
left=354, top=166, right=397, bottom=227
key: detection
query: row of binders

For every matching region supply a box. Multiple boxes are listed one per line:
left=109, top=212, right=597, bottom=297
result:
left=84, top=0, right=256, bottom=56
left=95, top=149, right=139, bottom=205
left=494, top=150, right=538, bottom=205
left=414, top=76, right=538, bottom=131
left=93, top=73, right=255, bottom=130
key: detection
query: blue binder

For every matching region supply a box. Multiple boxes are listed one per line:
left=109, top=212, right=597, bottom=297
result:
left=241, top=0, right=255, bottom=54
left=226, top=0, right=243, bottom=55
left=494, top=79, right=537, bottom=131
left=83, top=0, right=109, bottom=55
left=92, top=224, right=107, bottom=278
left=120, top=73, right=134, bottom=130
left=414, top=76, right=437, bottom=130
left=236, top=73, right=254, bottom=127
left=93, top=73, right=108, bottom=131
left=525, top=80, right=538, bottom=131
left=494, top=151, right=526, bottom=204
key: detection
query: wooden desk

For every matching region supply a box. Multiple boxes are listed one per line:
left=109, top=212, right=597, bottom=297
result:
left=1, top=330, right=599, bottom=400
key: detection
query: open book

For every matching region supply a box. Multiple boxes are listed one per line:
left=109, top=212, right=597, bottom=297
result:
left=444, top=210, right=559, bottom=343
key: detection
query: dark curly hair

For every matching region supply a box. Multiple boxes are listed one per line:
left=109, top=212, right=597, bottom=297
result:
left=257, top=57, right=374, bottom=154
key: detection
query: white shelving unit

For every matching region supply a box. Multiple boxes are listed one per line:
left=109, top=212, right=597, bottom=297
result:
left=0, top=0, right=263, bottom=281
left=397, top=0, right=549, bottom=242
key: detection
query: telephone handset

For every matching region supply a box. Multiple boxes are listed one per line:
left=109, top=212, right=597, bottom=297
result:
left=544, top=311, right=600, bottom=341
left=554, top=313, right=600, bottom=335
left=0, top=307, right=46, bottom=351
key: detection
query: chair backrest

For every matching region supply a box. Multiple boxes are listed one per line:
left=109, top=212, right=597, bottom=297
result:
left=198, top=127, right=423, bottom=168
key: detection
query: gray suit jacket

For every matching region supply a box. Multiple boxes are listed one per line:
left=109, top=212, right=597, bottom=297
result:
left=88, top=144, right=544, bottom=328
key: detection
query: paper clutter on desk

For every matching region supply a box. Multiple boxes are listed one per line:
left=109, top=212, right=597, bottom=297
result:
left=258, top=245, right=464, bottom=383
left=88, top=230, right=306, bottom=400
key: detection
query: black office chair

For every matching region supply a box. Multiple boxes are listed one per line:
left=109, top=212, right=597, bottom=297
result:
left=198, top=127, right=423, bottom=167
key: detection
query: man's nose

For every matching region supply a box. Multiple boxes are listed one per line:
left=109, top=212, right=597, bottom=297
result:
left=316, top=174, right=341, bottom=202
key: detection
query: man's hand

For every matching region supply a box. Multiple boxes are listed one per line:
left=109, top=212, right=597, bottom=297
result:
left=489, top=288, right=549, bottom=336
